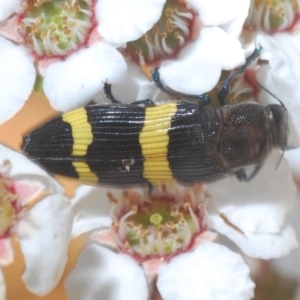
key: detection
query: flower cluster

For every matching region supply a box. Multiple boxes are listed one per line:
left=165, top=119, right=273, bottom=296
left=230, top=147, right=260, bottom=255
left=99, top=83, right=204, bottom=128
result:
left=0, top=0, right=299, bottom=299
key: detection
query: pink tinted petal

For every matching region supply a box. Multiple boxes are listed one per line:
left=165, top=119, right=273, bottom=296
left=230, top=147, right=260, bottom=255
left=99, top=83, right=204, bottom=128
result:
left=190, top=231, right=217, bottom=248
left=96, top=0, right=166, bottom=44
left=71, top=186, right=111, bottom=238
left=37, top=57, right=62, bottom=77
left=0, top=36, right=35, bottom=124
left=159, top=27, right=245, bottom=95
left=208, top=151, right=296, bottom=234
left=157, top=242, right=254, bottom=300
left=0, top=16, right=21, bottom=42
left=90, top=229, right=117, bottom=249
left=65, top=244, right=148, bottom=300
left=0, top=145, right=63, bottom=194
left=0, top=0, right=23, bottom=21
left=210, top=215, right=298, bottom=259
left=142, top=258, right=164, bottom=283
left=17, top=194, right=72, bottom=296
left=0, top=238, right=13, bottom=266
left=43, top=42, right=127, bottom=112
left=13, top=180, right=45, bottom=205
left=87, top=27, right=102, bottom=46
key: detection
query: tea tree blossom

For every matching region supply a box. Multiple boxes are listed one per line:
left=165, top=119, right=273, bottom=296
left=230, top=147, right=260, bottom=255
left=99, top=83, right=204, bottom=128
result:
left=122, top=0, right=250, bottom=98
left=0, top=144, right=73, bottom=297
left=0, top=0, right=166, bottom=123
left=245, top=0, right=300, bottom=33
left=65, top=150, right=298, bottom=300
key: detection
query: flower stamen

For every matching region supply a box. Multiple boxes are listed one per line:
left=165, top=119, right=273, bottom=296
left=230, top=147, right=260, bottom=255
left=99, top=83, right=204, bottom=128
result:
left=18, top=0, right=95, bottom=58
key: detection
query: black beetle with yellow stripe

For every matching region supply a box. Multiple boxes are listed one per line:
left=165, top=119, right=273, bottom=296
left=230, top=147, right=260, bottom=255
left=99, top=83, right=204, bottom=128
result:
left=22, top=45, right=288, bottom=191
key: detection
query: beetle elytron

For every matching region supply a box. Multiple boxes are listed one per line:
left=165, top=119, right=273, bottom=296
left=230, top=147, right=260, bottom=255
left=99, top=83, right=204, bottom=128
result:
left=22, top=45, right=288, bottom=191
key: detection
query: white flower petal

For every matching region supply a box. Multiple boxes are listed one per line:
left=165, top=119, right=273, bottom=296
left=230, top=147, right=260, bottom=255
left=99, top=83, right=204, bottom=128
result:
left=285, top=147, right=300, bottom=181
left=44, top=42, right=127, bottom=112
left=18, top=194, right=73, bottom=296
left=208, top=151, right=296, bottom=234
left=159, top=27, right=245, bottom=95
left=189, top=0, right=249, bottom=29
left=0, top=238, right=13, bottom=266
left=157, top=242, right=254, bottom=300
left=211, top=215, right=298, bottom=259
left=271, top=193, right=300, bottom=278
left=256, top=33, right=300, bottom=147
left=0, top=36, right=35, bottom=124
left=96, top=0, right=166, bottom=44
left=94, top=62, right=151, bottom=104
left=71, top=185, right=112, bottom=238
left=65, top=244, right=148, bottom=300
left=0, top=268, right=6, bottom=300
left=0, top=145, right=63, bottom=194
left=0, top=0, right=23, bottom=21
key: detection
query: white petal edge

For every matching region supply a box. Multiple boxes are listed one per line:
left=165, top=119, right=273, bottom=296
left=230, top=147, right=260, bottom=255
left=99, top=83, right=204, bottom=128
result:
left=160, top=27, right=245, bottom=95
left=71, top=185, right=112, bottom=238
left=0, top=145, right=63, bottom=194
left=207, top=151, right=297, bottom=234
left=189, top=0, right=250, bottom=28
left=210, top=215, right=299, bottom=259
left=157, top=242, right=254, bottom=300
left=0, top=0, right=23, bottom=21
left=18, top=194, right=73, bottom=296
left=44, top=42, right=127, bottom=112
left=0, top=36, right=35, bottom=124
left=0, top=268, right=6, bottom=300
left=65, top=244, right=148, bottom=300
left=96, top=0, right=166, bottom=44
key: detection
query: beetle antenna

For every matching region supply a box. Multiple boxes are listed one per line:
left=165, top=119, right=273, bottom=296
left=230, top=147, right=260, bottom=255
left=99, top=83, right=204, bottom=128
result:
left=256, top=81, right=286, bottom=110
left=275, top=152, right=284, bottom=170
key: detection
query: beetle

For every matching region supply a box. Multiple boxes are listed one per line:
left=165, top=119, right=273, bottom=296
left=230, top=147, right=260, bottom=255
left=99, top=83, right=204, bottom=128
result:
left=22, top=45, right=288, bottom=192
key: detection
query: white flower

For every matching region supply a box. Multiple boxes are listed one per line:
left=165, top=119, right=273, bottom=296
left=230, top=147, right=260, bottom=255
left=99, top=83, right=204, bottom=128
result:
left=101, top=0, right=250, bottom=106
left=65, top=150, right=297, bottom=299
left=0, top=144, right=73, bottom=297
left=0, top=0, right=166, bottom=122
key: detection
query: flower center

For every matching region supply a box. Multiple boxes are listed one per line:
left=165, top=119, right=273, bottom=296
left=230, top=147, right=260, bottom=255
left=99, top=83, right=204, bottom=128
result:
left=125, top=0, right=197, bottom=65
left=0, top=176, right=18, bottom=236
left=18, top=0, right=95, bottom=57
left=245, top=0, right=300, bottom=32
left=108, top=185, right=208, bottom=261
left=209, top=70, right=256, bottom=107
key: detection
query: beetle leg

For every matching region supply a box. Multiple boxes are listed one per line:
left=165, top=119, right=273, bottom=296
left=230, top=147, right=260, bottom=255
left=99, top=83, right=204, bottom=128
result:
left=235, top=164, right=263, bottom=182
left=217, top=44, right=263, bottom=106
left=152, top=68, right=211, bottom=106
left=130, top=99, right=156, bottom=107
left=103, top=82, right=122, bottom=104
left=147, top=181, right=154, bottom=195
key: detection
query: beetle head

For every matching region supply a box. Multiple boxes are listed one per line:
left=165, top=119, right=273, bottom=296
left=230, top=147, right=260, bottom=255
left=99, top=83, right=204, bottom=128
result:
left=267, top=103, right=289, bottom=152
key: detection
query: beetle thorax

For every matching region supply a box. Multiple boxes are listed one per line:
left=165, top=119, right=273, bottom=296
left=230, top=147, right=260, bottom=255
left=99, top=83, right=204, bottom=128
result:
left=218, top=102, right=273, bottom=171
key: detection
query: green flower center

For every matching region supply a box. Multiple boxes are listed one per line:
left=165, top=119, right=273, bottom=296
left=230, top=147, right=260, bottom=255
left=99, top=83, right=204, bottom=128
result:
left=0, top=177, right=17, bottom=236
left=245, top=0, right=300, bottom=32
left=19, top=0, right=95, bottom=57
left=125, top=0, right=196, bottom=65
left=109, top=186, right=208, bottom=260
